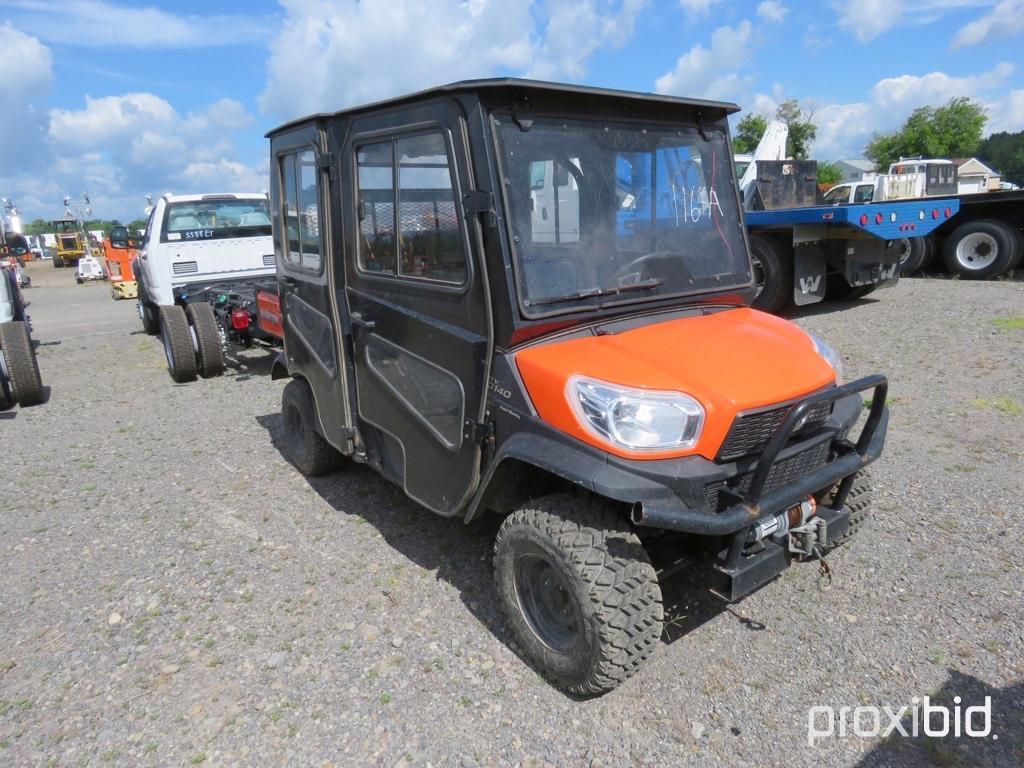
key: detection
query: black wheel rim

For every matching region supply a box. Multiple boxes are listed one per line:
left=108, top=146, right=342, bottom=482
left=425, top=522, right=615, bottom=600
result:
left=513, top=552, right=580, bottom=654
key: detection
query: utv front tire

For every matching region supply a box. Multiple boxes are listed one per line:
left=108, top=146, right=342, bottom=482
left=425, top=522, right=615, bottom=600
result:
left=494, top=495, right=663, bottom=696
left=823, top=469, right=873, bottom=547
left=281, top=378, right=343, bottom=476
left=159, top=305, right=197, bottom=383
left=0, top=320, right=44, bottom=406
left=186, top=302, right=226, bottom=378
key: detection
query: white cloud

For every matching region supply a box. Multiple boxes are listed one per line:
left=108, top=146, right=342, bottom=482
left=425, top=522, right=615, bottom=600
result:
left=951, top=0, right=1024, bottom=48
left=832, top=0, right=905, bottom=43
left=986, top=89, right=1024, bottom=133
left=870, top=62, right=1014, bottom=110
left=528, top=0, right=648, bottom=80
left=1, top=0, right=273, bottom=47
left=831, top=0, right=993, bottom=43
left=260, top=0, right=534, bottom=119
left=260, top=0, right=648, bottom=121
left=655, top=20, right=754, bottom=101
left=0, top=23, right=53, bottom=169
left=808, top=62, right=1017, bottom=160
left=678, top=0, right=721, bottom=17
left=756, top=0, right=788, bottom=23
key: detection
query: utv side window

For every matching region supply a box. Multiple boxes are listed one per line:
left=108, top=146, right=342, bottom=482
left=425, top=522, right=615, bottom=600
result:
left=279, top=148, right=323, bottom=273
left=356, top=130, right=467, bottom=285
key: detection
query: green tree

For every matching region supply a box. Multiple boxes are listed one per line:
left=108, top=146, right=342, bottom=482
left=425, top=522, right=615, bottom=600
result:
left=865, top=97, right=987, bottom=170
left=816, top=161, right=844, bottom=187
left=977, top=130, right=1024, bottom=186
left=776, top=99, right=817, bottom=160
left=732, top=113, right=768, bottom=154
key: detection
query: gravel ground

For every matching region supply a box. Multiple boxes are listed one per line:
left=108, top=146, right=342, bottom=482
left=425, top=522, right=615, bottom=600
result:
left=2, top=262, right=1022, bottom=767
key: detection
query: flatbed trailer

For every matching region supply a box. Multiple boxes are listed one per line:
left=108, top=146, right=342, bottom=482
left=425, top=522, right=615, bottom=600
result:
left=742, top=164, right=961, bottom=312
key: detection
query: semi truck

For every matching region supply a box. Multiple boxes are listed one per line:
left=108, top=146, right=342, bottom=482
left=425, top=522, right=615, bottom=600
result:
left=823, top=159, right=1023, bottom=278
left=734, top=124, right=961, bottom=313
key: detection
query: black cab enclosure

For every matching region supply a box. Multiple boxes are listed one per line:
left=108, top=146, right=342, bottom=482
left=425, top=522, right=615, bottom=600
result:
left=267, top=80, right=889, bottom=696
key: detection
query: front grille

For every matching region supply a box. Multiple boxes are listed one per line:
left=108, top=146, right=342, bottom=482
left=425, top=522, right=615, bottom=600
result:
left=717, top=398, right=834, bottom=461
left=172, top=261, right=198, bottom=275
left=263, top=254, right=275, bottom=266
left=705, top=441, right=831, bottom=511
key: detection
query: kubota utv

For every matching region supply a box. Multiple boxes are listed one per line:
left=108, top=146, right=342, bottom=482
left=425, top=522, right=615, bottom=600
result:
left=267, top=80, right=889, bottom=696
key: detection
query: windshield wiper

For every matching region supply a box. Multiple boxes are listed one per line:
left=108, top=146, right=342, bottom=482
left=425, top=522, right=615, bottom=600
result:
left=529, top=278, right=663, bottom=306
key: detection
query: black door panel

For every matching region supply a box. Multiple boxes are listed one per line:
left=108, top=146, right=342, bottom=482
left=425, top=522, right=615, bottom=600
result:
left=340, top=100, right=491, bottom=515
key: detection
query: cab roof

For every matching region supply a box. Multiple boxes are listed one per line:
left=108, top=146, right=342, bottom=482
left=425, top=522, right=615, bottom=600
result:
left=267, top=77, right=741, bottom=137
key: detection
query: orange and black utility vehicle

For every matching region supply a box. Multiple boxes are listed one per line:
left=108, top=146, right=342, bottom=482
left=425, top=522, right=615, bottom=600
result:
left=267, top=80, right=889, bottom=696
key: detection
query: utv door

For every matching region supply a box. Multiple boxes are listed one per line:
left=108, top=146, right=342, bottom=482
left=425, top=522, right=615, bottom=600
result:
left=271, top=125, right=352, bottom=449
left=339, top=102, right=491, bottom=515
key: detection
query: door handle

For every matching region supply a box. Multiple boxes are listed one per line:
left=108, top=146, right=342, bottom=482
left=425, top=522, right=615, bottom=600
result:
left=282, top=276, right=297, bottom=291
left=350, top=312, right=376, bottom=331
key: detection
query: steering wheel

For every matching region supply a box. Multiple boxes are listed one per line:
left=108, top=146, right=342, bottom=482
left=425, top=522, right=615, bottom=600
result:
left=612, top=252, right=668, bottom=283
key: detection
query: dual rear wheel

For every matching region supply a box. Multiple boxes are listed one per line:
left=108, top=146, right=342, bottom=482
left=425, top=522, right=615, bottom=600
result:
left=159, top=303, right=226, bottom=383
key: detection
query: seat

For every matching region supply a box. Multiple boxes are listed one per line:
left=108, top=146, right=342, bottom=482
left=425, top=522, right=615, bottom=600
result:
left=170, top=215, right=200, bottom=230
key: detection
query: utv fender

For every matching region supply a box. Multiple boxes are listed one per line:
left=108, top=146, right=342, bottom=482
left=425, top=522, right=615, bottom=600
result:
left=463, top=432, right=673, bottom=523
left=271, top=351, right=290, bottom=380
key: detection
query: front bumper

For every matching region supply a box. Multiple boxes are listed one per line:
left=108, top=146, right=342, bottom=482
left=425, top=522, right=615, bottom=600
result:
left=630, top=375, right=888, bottom=535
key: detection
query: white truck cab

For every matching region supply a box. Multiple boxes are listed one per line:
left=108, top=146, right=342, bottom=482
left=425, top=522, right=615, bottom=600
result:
left=133, top=192, right=278, bottom=383
left=137, top=192, right=274, bottom=307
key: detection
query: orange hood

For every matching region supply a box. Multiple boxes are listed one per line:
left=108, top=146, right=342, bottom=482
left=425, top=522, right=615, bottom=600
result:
left=514, top=307, right=836, bottom=461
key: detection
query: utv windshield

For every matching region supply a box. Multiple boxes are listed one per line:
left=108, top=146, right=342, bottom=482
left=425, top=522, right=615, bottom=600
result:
left=496, top=116, right=749, bottom=315
left=161, top=198, right=271, bottom=242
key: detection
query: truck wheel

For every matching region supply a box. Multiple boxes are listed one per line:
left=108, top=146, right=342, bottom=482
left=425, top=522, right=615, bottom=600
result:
left=748, top=234, right=792, bottom=314
left=494, top=494, right=663, bottom=696
left=1009, top=227, right=1024, bottom=270
left=159, top=305, right=197, bottom=383
left=895, top=237, right=927, bottom=276
left=822, top=469, right=873, bottom=548
left=186, top=302, right=226, bottom=378
left=281, top=378, right=343, bottom=475
left=0, top=320, right=44, bottom=406
left=942, top=219, right=1017, bottom=278
left=920, top=233, right=940, bottom=272
left=52, top=258, right=61, bottom=269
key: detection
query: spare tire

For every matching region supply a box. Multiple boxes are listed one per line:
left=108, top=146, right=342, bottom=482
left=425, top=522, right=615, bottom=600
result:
left=942, top=219, right=1017, bottom=278
left=159, top=304, right=197, bottom=383
left=186, top=302, right=226, bottom=378
left=0, top=320, right=44, bottom=406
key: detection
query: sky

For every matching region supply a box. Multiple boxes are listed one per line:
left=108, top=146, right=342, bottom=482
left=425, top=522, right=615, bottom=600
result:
left=1, top=0, right=1022, bottom=222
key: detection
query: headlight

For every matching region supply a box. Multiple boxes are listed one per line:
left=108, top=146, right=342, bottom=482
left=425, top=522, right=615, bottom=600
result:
left=567, top=376, right=704, bottom=451
left=806, top=330, right=844, bottom=382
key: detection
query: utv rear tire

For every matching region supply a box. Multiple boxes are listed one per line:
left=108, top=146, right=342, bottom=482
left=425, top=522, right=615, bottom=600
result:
left=823, top=469, right=873, bottom=548
left=159, top=305, right=197, bottom=383
left=748, top=234, right=793, bottom=314
left=942, top=219, right=1017, bottom=278
left=186, top=302, right=226, bottom=379
left=0, top=320, right=43, bottom=406
left=281, top=378, right=343, bottom=476
left=494, top=494, right=663, bottom=696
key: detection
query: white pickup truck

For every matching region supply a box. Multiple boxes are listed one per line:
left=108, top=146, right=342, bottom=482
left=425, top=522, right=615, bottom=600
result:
left=134, top=192, right=278, bottom=383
